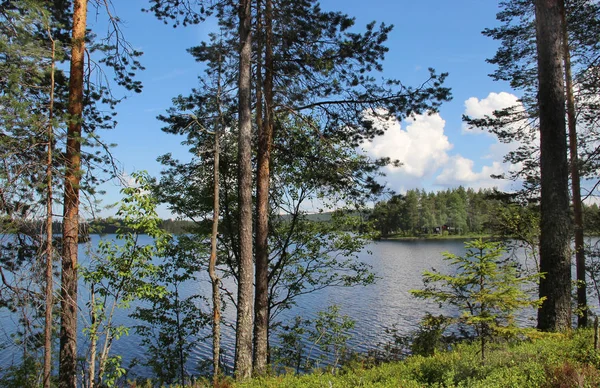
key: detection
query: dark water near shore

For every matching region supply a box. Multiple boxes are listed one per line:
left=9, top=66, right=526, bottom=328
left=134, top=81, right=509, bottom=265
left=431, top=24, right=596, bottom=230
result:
left=0, top=236, right=539, bottom=378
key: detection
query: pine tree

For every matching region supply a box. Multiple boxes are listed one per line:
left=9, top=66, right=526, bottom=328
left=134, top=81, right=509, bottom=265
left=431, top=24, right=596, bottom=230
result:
left=534, top=0, right=572, bottom=332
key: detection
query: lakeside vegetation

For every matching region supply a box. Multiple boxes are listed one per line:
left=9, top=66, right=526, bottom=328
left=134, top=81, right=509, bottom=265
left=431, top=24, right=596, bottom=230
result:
left=235, top=329, right=600, bottom=388
left=120, top=329, right=598, bottom=387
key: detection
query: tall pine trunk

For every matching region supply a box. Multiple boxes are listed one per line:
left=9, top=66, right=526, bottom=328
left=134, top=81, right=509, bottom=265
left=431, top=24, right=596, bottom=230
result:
left=234, top=0, right=254, bottom=379
left=44, top=28, right=56, bottom=388
left=60, top=0, right=87, bottom=385
left=253, top=0, right=273, bottom=375
left=561, top=2, right=587, bottom=328
left=534, top=0, right=572, bottom=332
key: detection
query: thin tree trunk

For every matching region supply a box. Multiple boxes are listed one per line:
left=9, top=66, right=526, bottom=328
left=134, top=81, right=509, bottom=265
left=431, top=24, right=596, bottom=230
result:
left=209, top=128, right=221, bottom=381
left=96, top=296, right=119, bottom=386
left=175, top=288, right=185, bottom=385
left=561, top=2, right=587, bottom=328
left=60, top=0, right=87, bottom=386
left=88, top=288, right=97, bottom=388
left=44, top=27, right=56, bottom=388
left=253, top=0, right=273, bottom=375
left=535, top=0, right=572, bottom=332
left=210, top=40, right=225, bottom=383
left=234, top=0, right=254, bottom=380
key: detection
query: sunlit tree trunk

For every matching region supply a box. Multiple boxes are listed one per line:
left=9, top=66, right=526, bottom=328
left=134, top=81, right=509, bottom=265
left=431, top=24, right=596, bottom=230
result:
left=534, top=0, right=572, bottom=332
left=209, top=50, right=224, bottom=382
left=234, top=0, right=254, bottom=379
left=44, top=27, right=56, bottom=388
left=560, top=1, right=587, bottom=328
left=253, top=0, right=273, bottom=375
left=60, top=0, right=87, bottom=386
left=210, top=128, right=222, bottom=381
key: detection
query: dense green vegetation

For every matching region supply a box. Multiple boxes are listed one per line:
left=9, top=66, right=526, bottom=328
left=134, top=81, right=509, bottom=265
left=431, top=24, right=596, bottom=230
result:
left=369, top=186, right=600, bottom=238
left=123, top=329, right=600, bottom=387
left=233, top=329, right=600, bottom=388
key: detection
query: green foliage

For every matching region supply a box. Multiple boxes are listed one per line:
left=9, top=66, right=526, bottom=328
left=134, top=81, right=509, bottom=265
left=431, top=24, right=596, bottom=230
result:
left=101, top=355, right=127, bottom=388
left=131, top=234, right=210, bottom=385
left=81, top=171, right=169, bottom=386
left=410, top=313, right=452, bottom=357
left=364, top=324, right=410, bottom=365
left=272, top=305, right=356, bottom=375
left=272, top=316, right=310, bottom=375
left=237, top=329, right=600, bottom=388
left=0, top=356, right=42, bottom=388
left=411, top=239, right=542, bottom=361
left=370, top=187, right=504, bottom=238
left=307, top=305, right=355, bottom=373
left=269, top=212, right=376, bottom=320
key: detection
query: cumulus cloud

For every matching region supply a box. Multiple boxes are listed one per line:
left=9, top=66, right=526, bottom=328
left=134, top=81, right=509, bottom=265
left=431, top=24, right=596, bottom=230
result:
left=435, top=156, right=504, bottom=188
left=360, top=92, right=527, bottom=193
left=462, top=92, right=521, bottom=134
left=361, top=111, right=509, bottom=192
left=462, top=91, right=535, bottom=185
left=361, top=112, right=451, bottom=178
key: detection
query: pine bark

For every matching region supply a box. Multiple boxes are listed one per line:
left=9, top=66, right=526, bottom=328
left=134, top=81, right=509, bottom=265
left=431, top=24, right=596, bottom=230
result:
left=234, top=0, right=254, bottom=379
left=561, top=2, right=587, bottom=327
left=253, top=0, right=273, bottom=375
left=534, top=0, right=572, bottom=332
left=60, top=0, right=87, bottom=386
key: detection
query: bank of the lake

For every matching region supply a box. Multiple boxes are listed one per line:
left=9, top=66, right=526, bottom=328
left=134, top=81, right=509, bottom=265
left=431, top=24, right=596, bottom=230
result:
left=238, top=329, right=599, bottom=388
left=381, top=233, right=492, bottom=241
left=152, top=329, right=598, bottom=387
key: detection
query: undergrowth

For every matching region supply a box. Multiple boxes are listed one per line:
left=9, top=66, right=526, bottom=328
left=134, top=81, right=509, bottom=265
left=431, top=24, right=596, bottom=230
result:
left=122, top=328, right=600, bottom=387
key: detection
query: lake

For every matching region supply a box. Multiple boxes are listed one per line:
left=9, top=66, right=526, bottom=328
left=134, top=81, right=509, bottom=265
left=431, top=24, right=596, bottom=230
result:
left=0, top=236, right=539, bottom=378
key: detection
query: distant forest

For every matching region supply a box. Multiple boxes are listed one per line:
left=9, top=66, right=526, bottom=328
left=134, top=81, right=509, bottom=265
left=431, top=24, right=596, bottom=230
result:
left=19, top=187, right=599, bottom=238
left=368, top=187, right=600, bottom=238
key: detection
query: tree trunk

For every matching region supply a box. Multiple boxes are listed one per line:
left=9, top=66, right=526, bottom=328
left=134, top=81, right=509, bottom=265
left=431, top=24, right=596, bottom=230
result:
left=210, top=38, right=226, bottom=383
left=209, top=127, right=222, bottom=380
left=44, top=28, right=56, bottom=388
left=561, top=2, right=587, bottom=328
left=60, top=0, right=87, bottom=386
left=234, top=0, right=254, bottom=380
left=534, top=0, right=572, bottom=332
left=175, top=288, right=185, bottom=385
left=253, top=0, right=273, bottom=376
left=88, top=289, right=97, bottom=388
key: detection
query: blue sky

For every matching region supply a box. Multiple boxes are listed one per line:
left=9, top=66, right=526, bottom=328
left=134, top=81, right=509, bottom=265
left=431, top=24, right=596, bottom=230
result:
left=88, top=0, right=522, bottom=217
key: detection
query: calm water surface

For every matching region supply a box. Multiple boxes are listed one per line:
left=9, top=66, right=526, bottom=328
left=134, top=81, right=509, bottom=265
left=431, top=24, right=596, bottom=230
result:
left=0, top=236, right=538, bottom=377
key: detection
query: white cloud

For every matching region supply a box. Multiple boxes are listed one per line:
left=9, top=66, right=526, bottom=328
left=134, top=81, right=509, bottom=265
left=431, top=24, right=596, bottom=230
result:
left=361, top=112, right=451, bottom=178
left=435, top=156, right=504, bottom=188
left=360, top=92, right=527, bottom=193
left=460, top=92, right=534, bottom=188
left=462, top=92, right=521, bottom=134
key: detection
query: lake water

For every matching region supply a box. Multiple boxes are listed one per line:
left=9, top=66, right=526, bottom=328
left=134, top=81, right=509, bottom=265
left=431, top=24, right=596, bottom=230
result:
left=0, top=236, right=539, bottom=378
